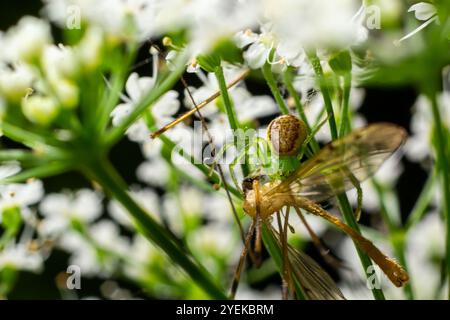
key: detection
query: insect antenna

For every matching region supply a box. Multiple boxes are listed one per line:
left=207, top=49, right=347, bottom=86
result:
left=150, top=70, right=249, bottom=139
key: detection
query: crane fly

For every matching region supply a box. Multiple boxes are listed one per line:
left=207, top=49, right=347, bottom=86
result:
left=148, top=54, right=408, bottom=298
left=233, top=122, right=409, bottom=299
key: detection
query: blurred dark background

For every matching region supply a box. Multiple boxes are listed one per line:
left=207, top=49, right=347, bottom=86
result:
left=0, top=1, right=424, bottom=299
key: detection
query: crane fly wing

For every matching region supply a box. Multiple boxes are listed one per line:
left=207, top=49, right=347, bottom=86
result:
left=267, top=224, right=345, bottom=300
left=264, top=123, right=407, bottom=202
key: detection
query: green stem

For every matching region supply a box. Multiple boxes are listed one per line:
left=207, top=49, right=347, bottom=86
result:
left=282, top=68, right=308, bottom=124
left=262, top=61, right=289, bottom=115
left=307, top=51, right=338, bottom=139
left=405, top=168, right=437, bottom=231
left=427, top=90, right=450, bottom=299
left=339, top=73, right=352, bottom=137
left=215, top=66, right=249, bottom=177
left=97, top=45, right=138, bottom=134
left=308, top=51, right=385, bottom=299
left=337, top=194, right=385, bottom=300
left=261, top=224, right=306, bottom=300
left=372, top=180, right=414, bottom=299
left=84, top=157, right=227, bottom=299
left=283, top=68, right=319, bottom=153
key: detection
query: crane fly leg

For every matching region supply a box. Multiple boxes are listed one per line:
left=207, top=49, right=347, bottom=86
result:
left=276, top=208, right=294, bottom=300
left=253, top=180, right=263, bottom=268
left=294, top=207, right=346, bottom=270
left=230, top=220, right=256, bottom=299
left=296, top=198, right=409, bottom=287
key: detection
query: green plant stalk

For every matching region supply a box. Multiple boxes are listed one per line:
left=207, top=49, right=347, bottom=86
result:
left=261, top=224, right=306, bottom=300
left=282, top=69, right=309, bottom=126
left=282, top=68, right=320, bottom=153
left=84, top=157, right=227, bottom=299
left=0, top=121, right=63, bottom=149
left=307, top=51, right=338, bottom=139
left=337, top=195, right=385, bottom=300
left=1, top=162, right=74, bottom=184
left=262, top=61, right=289, bottom=115
left=215, top=66, right=249, bottom=177
left=372, top=180, right=414, bottom=300
left=339, top=73, right=352, bottom=137
left=97, top=45, right=137, bottom=134
left=405, top=168, right=436, bottom=231
left=308, top=51, right=385, bottom=299
left=428, top=91, right=450, bottom=299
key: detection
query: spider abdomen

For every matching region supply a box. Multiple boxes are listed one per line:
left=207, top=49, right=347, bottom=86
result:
left=267, top=115, right=307, bottom=156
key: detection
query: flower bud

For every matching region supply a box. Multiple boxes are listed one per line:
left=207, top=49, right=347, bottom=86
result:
left=0, top=65, right=34, bottom=104
left=77, top=27, right=104, bottom=72
left=42, top=44, right=79, bottom=81
left=54, top=79, right=79, bottom=110
left=21, top=95, right=59, bottom=126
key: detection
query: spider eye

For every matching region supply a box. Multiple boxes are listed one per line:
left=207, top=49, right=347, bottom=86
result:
left=267, top=115, right=307, bottom=156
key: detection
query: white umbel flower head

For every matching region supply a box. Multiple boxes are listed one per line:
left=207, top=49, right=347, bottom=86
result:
left=0, top=179, right=44, bottom=224
left=0, top=243, right=43, bottom=273
left=3, top=16, right=52, bottom=63
left=0, top=64, right=35, bottom=104
left=38, top=189, right=103, bottom=236
left=264, top=0, right=361, bottom=50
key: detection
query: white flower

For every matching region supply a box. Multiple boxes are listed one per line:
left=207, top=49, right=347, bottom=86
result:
left=41, top=44, right=78, bottom=81
left=186, top=0, right=260, bottom=56
left=0, top=162, right=21, bottom=181
left=396, top=2, right=439, bottom=43
left=188, top=223, right=237, bottom=273
left=89, top=219, right=130, bottom=256
left=409, top=2, right=437, bottom=21
left=202, top=193, right=234, bottom=225
left=233, top=87, right=279, bottom=123
left=108, top=188, right=160, bottom=228
left=136, top=157, right=171, bottom=187
left=0, top=63, right=35, bottom=103
left=183, top=66, right=243, bottom=118
left=264, top=0, right=362, bottom=50
left=122, top=233, right=164, bottom=282
left=0, top=180, right=44, bottom=222
left=111, top=70, right=179, bottom=142
left=405, top=211, right=446, bottom=299
left=76, top=27, right=104, bottom=71
left=3, top=16, right=52, bottom=63
left=0, top=243, right=43, bottom=273
left=44, top=0, right=157, bottom=42
left=234, top=25, right=304, bottom=69
left=337, top=235, right=393, bottom=295
left=38, top=189, right=103, bottom=236
left=347, top=153, right=404, bottom=212
left=163, top=187, right=203, bottom=234
left=58, top=219, right=130, bottom=277
left=404, top=93, right=450, bottom=162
